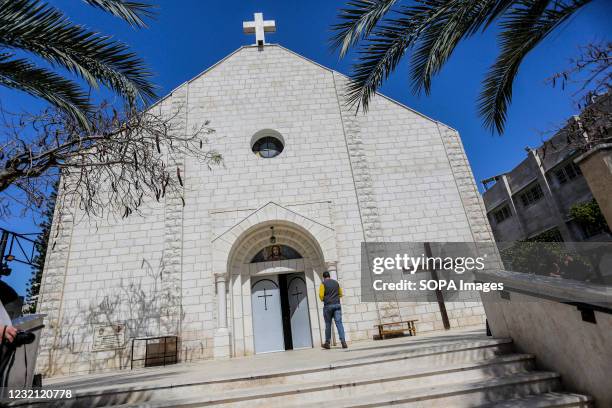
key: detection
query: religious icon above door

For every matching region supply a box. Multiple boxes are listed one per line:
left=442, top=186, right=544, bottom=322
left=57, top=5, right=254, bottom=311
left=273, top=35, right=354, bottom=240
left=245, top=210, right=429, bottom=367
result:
left=251, top=244, right=302, bottom=263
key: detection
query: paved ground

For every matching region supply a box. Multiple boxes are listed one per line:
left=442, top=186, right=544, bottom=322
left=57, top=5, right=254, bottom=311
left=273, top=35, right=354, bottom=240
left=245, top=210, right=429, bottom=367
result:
left=44, top=325, right=487, bottom=393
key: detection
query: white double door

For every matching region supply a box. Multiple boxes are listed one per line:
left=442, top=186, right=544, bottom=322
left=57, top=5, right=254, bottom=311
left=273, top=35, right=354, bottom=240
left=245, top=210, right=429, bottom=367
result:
left=251, top=273, right=312, bottom=354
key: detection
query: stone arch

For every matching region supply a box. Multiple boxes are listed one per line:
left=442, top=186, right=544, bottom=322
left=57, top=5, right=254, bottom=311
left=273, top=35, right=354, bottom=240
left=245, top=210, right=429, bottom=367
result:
left=212, top=202, right=337, bottom=276
left=229, top=221, right=326, bottom=272
left=229, top=222, right=328, bottom=356
left=211, top=202, right=337, bottom=358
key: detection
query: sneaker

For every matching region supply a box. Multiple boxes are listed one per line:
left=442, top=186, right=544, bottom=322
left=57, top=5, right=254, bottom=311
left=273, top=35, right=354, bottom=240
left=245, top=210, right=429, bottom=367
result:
left=321, top=343, right=330, bottom=349
left=341, top=341, right=348, bottom=349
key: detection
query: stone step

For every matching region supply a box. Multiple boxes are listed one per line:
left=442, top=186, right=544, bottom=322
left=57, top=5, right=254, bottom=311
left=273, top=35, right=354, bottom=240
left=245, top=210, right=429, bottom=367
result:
left=285, top=372, right=565, bottom=408
left=10, top=335, right=593, bottom=408
left=477, top=392, right=593, bottom=408
left=106, top=354, right=540, bottom=408
left=18, top=338, right=513, bottom=407
left=107, top=371, right=565, bottom=408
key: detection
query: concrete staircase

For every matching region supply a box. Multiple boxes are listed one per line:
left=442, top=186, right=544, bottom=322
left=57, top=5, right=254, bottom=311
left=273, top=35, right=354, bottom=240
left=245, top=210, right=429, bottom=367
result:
left=12, top=329, right=592, bottom=407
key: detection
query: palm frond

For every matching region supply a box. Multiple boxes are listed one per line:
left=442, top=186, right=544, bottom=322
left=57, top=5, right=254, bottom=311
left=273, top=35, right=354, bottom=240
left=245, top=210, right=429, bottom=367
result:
left=479, top=0, right=592, bottom=133
left=0, top=54, right=91, bottom=128
left=345, top=3, right=447, bottom=111
left=335, top=0, right=517, bottom=100
left=345, top=23, right=413, bottom=111
left=409, top=0, right=516, bottom=95
left=0, top=0, right=156, bottom=106
left=331, top=0, right=398, bottom=58
left=82, top=0, right=155, bottom=28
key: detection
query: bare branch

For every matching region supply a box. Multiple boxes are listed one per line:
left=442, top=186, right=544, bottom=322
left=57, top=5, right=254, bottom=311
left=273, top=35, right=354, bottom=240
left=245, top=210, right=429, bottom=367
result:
left=547, top=41, right=612, bottom=101
left=539, top=93, right=611, bottom=159
left=0, top=102, right=221, bottom=219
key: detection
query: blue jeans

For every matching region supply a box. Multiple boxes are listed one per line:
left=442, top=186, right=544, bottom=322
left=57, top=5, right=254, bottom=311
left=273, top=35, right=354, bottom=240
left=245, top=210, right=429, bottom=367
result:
left=323, top=303, right=346, bottom=343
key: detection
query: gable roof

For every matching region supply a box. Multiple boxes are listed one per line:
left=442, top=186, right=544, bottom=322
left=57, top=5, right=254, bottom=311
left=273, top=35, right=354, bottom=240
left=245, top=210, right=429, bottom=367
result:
left=152, top=44, right=455, bottom=130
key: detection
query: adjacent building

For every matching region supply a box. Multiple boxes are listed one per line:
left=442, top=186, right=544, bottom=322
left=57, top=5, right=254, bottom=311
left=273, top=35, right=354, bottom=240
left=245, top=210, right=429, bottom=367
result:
left=482, top=107, right=611, bottom=243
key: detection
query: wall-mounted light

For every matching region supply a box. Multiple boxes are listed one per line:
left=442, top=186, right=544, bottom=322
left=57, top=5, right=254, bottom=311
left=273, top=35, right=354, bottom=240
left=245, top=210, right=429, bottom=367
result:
left=270, top=226, right=276, bottom=244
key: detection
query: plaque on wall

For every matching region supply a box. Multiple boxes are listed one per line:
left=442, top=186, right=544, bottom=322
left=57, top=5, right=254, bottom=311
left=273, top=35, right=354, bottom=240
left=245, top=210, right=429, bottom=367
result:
left=92, top=324, right=126, bottom=351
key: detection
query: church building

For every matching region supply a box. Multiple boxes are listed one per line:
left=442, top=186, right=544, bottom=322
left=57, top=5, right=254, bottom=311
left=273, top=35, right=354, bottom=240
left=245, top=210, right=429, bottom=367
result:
left=36, top=14, right=494, bottom=377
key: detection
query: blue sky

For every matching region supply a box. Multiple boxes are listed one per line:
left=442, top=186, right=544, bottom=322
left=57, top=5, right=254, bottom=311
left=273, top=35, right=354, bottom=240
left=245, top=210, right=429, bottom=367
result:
left=1, top=0, right=611, bottom=295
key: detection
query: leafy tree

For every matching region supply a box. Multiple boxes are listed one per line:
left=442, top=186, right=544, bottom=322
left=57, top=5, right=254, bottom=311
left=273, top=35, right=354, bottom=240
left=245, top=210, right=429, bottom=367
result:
left=499, top=239, right=592, bottom=280
left=525, top=228, right=564, bottom=243
left=570, top=199, right=610, bottom=234
left=0, top=0, right=156, bottom=129
left=332, top=0, right=594, bottom=134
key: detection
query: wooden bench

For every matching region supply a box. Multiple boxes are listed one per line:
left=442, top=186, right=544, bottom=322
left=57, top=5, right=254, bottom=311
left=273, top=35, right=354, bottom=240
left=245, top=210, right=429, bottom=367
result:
left=375, top=320, right=418, bottom=340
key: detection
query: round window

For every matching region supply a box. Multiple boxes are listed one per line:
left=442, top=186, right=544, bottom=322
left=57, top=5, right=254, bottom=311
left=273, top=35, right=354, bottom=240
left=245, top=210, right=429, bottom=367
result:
left=252, top=136, right=284, bottom=158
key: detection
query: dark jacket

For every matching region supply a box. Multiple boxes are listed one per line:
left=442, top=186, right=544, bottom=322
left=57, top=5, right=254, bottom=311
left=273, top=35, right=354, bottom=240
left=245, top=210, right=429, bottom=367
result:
left=319, top=279, right=343, bottom=306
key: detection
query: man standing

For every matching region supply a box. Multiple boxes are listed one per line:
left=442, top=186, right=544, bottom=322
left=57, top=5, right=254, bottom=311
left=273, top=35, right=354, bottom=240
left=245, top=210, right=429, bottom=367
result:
left=319, top=271, right=347, bottom=349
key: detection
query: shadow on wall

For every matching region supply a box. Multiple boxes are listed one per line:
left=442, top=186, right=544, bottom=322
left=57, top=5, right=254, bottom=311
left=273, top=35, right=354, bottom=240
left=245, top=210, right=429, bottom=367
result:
left=42, top=257, right=201, bottom=377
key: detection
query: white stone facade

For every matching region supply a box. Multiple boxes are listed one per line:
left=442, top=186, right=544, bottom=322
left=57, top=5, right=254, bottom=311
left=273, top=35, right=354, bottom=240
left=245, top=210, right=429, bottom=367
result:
left=36, top=45, right=493, bottom=377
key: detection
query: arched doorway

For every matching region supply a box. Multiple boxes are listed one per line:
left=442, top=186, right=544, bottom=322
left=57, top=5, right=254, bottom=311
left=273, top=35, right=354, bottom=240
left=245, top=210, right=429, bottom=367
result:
left=224, top=220, right=332, bottom=356
left=249, top=245, right=313, bottom=353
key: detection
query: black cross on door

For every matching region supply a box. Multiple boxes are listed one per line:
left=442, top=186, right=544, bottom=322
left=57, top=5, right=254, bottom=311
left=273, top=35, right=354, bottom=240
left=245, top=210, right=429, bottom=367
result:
left=291, top=287, right=303, bottom=308
left=258, top=288, right=273, bottom=310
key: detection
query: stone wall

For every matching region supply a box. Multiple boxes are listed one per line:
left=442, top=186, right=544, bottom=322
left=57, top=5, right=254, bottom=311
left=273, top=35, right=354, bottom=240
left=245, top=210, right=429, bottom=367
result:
left=575, top=144, right=612, bottom=228
left=36, top=201, right=167, bottom=376
left=478, top=269, right=612, bottom=407
left=176, top=45, right=368, bottom=351
left=357, top=89, right=490, bottom=331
